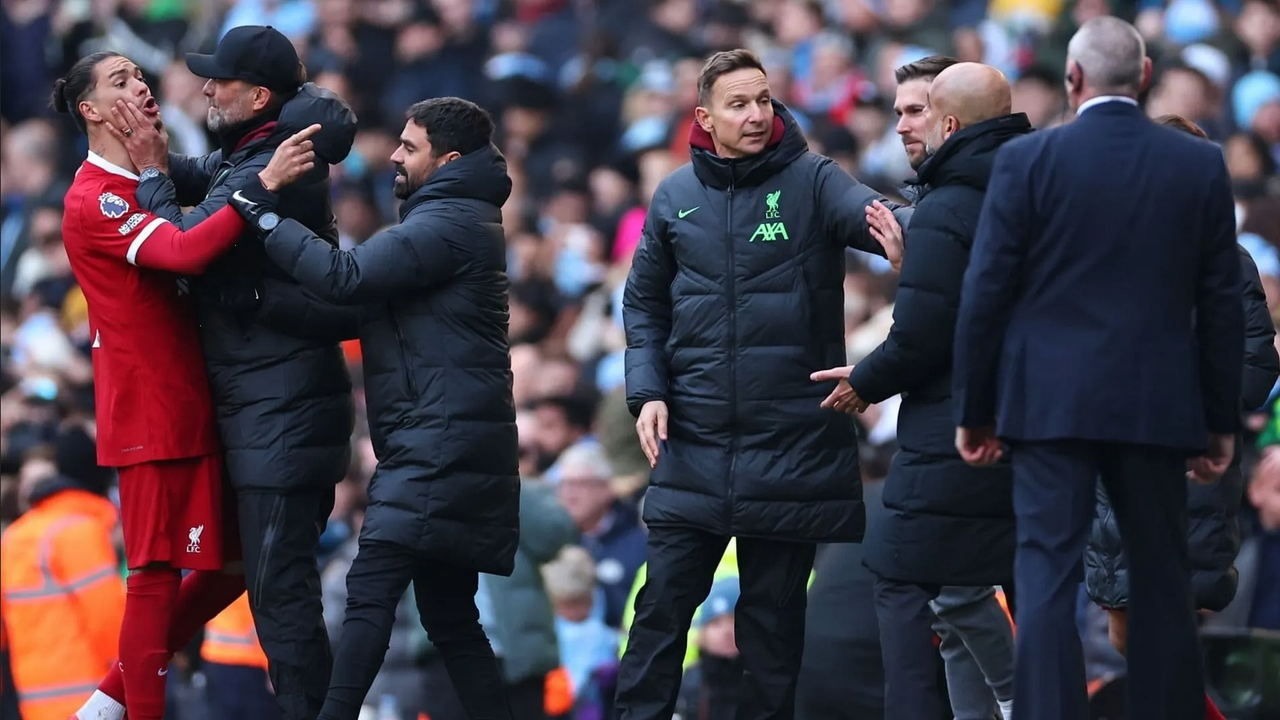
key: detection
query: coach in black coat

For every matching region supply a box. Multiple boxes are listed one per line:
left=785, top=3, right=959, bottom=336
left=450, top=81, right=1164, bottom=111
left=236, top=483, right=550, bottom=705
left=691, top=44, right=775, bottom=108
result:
left=245, top=130, right=519, bottom=577
left=133, top=28, right=358, bottom=715
left=618, top=49, right=910, bottom=720
left=814, top=61, right=1031, bottom=719
left=851, top=112, right=1032, bottom=589
left=232, top=97, right=519, bottom=720
left=1086, top=245, right=1279, bottom=613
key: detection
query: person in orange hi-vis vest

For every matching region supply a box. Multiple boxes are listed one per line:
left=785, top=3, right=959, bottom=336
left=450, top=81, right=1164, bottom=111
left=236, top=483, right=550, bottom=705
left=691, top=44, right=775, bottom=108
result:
left=201, top=592, right=277, bottom=720
left=1, top=432, right=126, bottom=720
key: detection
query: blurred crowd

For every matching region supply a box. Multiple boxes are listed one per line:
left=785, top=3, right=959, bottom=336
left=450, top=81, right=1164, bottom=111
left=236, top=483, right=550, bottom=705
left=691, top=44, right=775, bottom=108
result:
left=2, top=0, right=1280, bottom=719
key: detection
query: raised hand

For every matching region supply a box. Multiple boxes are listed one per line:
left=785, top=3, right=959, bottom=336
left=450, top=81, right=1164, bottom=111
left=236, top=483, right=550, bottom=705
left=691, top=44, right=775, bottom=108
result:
left=259, top=124, right=321, bottom=192
left=866, top=200, right=904, bottom=272
left=105, top=99, right=168, bottom=173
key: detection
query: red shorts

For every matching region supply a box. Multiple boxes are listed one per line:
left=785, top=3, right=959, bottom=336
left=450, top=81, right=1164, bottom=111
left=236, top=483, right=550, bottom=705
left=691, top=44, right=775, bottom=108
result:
left=117, top=454, right=241, bottom=571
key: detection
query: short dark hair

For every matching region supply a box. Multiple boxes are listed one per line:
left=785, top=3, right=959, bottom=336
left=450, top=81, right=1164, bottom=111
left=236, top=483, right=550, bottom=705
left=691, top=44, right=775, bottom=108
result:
left=1154, top=113, right=1208, bottom=139
left=51, top=51, right=122, bottom=134
left=697, top=49, right=767, bottom=107
left=894, top=55, right=961, bottom=85
left=405, top=97, right=494, bottom=157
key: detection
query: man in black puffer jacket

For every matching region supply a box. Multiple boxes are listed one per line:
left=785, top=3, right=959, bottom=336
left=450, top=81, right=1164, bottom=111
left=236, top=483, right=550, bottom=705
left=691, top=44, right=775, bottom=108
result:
left=812, top=63, right=1031, bottom=720
left=619, top=49, right=909, bottom=720
left=230, top=96, right=519, bottom=720
left=118, top=27, right=359, bottom=720
left=1084, top=114, right=1280, bottom=656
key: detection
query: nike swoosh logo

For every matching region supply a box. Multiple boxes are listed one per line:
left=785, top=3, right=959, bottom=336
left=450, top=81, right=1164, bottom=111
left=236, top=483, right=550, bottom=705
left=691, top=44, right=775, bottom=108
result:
left=677, top=207, right=699, bottom=218
left=157, top=668, right=168, bottom=676
left=232, top=190, right=257, bottom=209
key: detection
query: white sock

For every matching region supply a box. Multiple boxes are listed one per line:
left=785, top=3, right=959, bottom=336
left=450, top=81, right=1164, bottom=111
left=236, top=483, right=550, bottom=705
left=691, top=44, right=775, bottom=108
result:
left=75, top=690, right=125, bottom=720
left=998, top=698, right=1014, bottom=720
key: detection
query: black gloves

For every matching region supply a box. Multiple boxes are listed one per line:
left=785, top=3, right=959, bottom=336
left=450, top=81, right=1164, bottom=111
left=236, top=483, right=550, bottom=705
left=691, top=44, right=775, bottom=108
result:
left=227, top=178, right=280, bottom=232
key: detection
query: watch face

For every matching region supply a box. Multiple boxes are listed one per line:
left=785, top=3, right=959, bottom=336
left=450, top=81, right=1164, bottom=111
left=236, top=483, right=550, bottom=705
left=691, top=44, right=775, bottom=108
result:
left=259, top=213, right=280, bottom=231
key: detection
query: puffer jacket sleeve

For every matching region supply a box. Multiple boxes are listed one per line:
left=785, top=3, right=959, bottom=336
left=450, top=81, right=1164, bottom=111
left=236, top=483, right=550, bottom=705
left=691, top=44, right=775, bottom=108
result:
left=137, top=150, right=274, bottom=229
left=138, top=156, right=360, bottom=340
left=167, top=152, right=221, bottom=205
left=814, top=158, right=914, bottom=258
left=1084, top=482, right=1129, bottom=608
left=622, top=201, right=676, bottom=417
left=263, top=216, right=462, bottom=304
left=253, top=275, right=363, bottom=343
left=1239, top=245, right=1279, bottom=410
left=847, top=193, right=971, bottom=404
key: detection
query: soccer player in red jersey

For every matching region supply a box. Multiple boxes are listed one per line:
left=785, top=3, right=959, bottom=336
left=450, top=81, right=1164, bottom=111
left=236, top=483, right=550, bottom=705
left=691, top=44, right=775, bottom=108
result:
left=50, top=51, right=319, bottom=720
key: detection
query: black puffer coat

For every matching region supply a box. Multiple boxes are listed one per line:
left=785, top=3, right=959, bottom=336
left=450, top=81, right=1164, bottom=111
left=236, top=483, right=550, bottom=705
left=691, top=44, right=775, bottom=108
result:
left=137, top=83, right=360, bottom=492
left=623, top=102, right=912, bottom=542
left=850, top=114, right=1033, bottom=586
left=1085, top=245, right=1279, bottom=610
left=261, top=145, right=521, bottom=575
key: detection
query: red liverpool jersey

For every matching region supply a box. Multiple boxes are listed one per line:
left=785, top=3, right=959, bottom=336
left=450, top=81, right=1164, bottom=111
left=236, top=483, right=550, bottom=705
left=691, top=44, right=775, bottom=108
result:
left=62, top=152, right=248, bottom=466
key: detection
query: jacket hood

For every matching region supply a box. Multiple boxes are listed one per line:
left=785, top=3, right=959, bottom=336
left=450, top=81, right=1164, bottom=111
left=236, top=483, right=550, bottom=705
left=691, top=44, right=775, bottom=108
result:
left=399, top=143, right=513, bottom=219
left=916, top=113, right=1033, bottom=191
left=273, top=82, right=358, bottom=164
left=689, top=99, right=809, bottom=189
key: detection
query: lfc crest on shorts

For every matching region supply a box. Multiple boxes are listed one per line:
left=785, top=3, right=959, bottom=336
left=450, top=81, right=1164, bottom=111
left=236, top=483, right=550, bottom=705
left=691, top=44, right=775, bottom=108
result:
left=187, top=524, right=203, bottom=553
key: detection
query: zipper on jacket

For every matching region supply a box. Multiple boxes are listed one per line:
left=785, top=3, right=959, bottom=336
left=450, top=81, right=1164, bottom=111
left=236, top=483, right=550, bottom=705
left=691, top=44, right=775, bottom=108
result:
left=725, top=183, right=738, bottom=534
left=389, top=310, right=418, bottom=396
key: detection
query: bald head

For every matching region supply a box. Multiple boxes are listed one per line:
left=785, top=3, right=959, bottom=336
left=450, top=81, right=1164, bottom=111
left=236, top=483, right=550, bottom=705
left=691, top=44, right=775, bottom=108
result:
left=1067, top=16, right=1147, bottom=97
left=928, top=62, right=1012, bottom=129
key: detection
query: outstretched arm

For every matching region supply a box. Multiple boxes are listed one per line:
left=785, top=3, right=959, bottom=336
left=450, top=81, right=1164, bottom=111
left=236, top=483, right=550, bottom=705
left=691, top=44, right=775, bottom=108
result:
left=816, top=159, right=911, bottom=270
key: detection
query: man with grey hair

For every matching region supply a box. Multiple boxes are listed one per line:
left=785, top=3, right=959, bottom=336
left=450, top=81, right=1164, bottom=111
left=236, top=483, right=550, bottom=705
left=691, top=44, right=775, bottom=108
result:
left=952, top=15, right=1242, bottom=720
left=554, top=442, right=648, bottom=628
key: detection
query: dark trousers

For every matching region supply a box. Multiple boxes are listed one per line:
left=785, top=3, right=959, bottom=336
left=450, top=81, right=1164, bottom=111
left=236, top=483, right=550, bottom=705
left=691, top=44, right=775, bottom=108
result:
left=238, top=487, right=335, bottom=720
left=872, top=578, right=949, bottom=720
left=319, top=539, right=511, bottom=720
left=1010, top=441, right=1203, bottom=720
left=615, top=526, right=816, bottom=720
left=204, top=662, right=282, bottom=720
left=422, top=656, right=546, bottom=720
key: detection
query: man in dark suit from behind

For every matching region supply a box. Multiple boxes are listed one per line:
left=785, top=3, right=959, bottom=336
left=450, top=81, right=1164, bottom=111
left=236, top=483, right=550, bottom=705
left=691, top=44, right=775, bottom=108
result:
left=951, top=16, right=1245, bottom=720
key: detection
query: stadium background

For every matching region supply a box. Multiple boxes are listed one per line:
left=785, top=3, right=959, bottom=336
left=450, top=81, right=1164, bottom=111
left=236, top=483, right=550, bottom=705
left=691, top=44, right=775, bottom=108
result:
left=1, top=0, right=1278, bottom=718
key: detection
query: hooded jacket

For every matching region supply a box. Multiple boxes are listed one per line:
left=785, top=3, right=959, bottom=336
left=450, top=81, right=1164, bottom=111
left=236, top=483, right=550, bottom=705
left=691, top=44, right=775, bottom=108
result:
left=259, top=144, right=521, bottom=575
left=850, top=113, right=1033, bottom=586
left=623, top=101, right=912, bottom=541
left=135, top=83, right=358, bottom=492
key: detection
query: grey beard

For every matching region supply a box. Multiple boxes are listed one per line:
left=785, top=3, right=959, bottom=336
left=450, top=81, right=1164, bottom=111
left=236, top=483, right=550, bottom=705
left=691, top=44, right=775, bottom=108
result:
left=206, top=109, right=239, bottom=133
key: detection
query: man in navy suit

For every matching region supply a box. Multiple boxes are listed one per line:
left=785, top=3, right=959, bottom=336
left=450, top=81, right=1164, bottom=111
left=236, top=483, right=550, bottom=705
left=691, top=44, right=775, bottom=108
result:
left=950, top=16, right=1244, bottom=720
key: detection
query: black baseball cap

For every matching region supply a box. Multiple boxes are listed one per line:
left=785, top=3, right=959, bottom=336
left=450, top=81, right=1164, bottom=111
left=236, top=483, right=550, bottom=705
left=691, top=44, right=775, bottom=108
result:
left=186, top=25, right=302, bottom=93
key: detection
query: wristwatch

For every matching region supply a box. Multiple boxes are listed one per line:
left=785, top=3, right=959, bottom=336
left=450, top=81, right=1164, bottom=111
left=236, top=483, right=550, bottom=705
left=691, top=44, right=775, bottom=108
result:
left=138, top=167, right=165, bottom=183
left=257, top=212, right=280, bottom=233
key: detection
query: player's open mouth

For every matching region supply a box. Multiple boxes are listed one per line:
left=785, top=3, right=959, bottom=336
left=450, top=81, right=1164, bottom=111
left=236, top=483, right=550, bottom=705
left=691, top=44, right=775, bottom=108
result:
left=141, top=97, right=160, bottom=115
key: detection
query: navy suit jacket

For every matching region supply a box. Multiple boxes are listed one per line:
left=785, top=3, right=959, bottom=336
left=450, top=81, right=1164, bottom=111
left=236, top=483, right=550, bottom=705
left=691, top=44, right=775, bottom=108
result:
left=952, top=100, right=1245, bottom=453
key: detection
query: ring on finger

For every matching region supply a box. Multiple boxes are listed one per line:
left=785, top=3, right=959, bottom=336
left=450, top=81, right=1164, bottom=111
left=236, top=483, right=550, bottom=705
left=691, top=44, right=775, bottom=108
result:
left=123, top=128, right=134, bottom=137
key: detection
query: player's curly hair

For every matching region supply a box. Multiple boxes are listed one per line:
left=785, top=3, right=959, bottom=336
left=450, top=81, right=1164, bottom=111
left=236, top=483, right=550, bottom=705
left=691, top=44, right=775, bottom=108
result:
left=51, top=51, right=122, bottom=134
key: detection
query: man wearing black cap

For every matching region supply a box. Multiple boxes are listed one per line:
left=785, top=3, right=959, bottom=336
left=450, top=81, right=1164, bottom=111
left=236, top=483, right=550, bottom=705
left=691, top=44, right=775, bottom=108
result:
left=106, top=25, right=362, bottom=720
